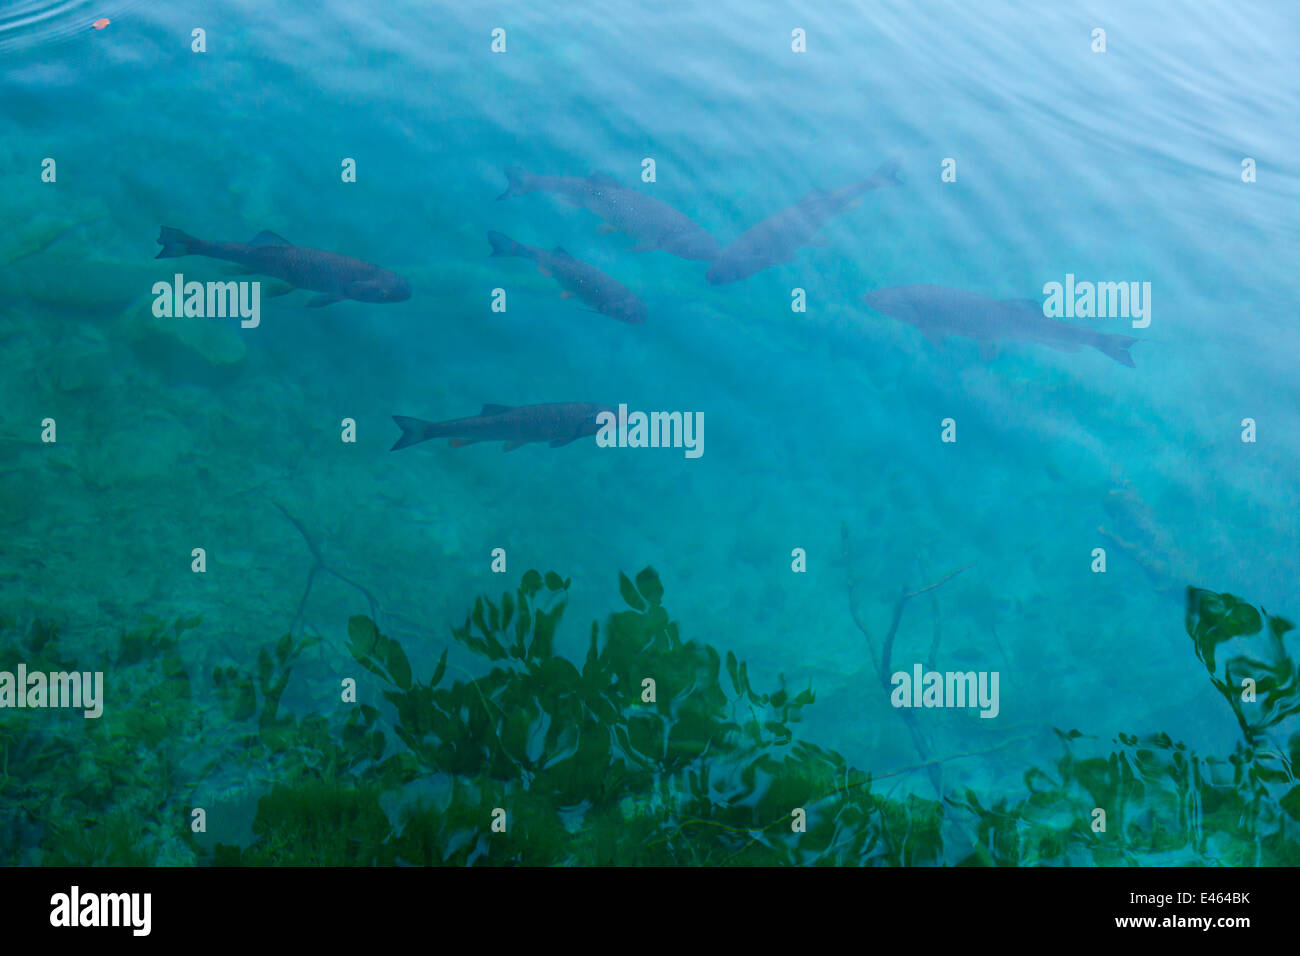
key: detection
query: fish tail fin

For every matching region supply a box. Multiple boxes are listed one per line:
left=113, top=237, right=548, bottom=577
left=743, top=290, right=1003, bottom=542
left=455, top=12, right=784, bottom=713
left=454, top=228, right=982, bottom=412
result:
left=390, top=415, right=441, bottom=451
left=487, top=230, right=531, bottom=259
left=871, top=157, right=904, bottom=187
left=155, top=226, right=196, bottom=258
left=1096, top=335, right=1138, bottom=368
left=497, top=166, right=533, bottom=200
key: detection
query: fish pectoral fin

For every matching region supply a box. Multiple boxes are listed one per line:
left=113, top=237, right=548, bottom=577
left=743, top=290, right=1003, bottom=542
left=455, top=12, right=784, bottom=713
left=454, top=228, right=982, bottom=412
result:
left=263, top=282, right=295, bottom=299
left=307, top=294, right=344, bottom=307
left=249, top=230, right=291, bottom=246
left=560, top=291, right=574, bottom=298
left=501, top=441, right=527, bottom=452
left=449, top=439, right=483, bottom=448
left=588, top=171, right=620, bottom=185
left=628, top=243, right=656, bottom=252
left=549, top=436, right=580, bottom=448
left=536, top=265, right=553, bottom=277
left=222, top=265, right=259, bottom=276
left=597, top=223, right=619, bottom=235
left=919, top=327, right=946, bottom=346
left=480, top=404, right=512, bottom=415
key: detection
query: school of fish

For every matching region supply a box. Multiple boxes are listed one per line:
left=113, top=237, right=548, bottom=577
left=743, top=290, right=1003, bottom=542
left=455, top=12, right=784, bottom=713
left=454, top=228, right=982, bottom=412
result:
left=153, top=157, right=1144, bottom=458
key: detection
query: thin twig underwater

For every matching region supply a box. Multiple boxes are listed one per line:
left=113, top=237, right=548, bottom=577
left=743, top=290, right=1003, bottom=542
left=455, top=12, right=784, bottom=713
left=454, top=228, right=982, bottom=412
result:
left=841, top=521, right=973, bottom=799
left=272, top=499, right=383, bottom=636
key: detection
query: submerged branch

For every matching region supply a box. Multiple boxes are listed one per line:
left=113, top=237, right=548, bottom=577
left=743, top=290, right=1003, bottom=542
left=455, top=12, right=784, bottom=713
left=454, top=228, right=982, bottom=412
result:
left=841, top=521, right=974, bottom=799
left=272, top=499, right=383, bottom=635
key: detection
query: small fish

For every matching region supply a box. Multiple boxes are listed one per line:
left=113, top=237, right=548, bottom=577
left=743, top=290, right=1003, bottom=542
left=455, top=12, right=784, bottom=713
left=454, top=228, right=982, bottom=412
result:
left=498, top=168, right=720, bottom=261
left=92, top=18, right=110, bottom=30
left=706, top=159, right=902, bottom=284
left=390, top=402, right=613, bottom=452
left=487, top=231, right=647, bottom=324
left=863, top=285, right=1139, bottom=366
left=1099, top=472, right=1197, bottom=591
left=155, top=227, right=411, bottom=306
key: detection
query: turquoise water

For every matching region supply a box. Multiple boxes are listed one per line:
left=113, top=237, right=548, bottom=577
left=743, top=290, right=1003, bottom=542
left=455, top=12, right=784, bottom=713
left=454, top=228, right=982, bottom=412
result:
left=2, top=1, right=1298, bottom=861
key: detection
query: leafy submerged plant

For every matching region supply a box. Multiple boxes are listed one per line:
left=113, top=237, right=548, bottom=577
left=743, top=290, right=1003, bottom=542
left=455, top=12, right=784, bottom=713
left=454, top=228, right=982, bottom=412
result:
left=220, top=574, right=1300, bottom=866
left=235, top=567, right=904, bottom=865
left=5, top=573, right=1297, bottom=865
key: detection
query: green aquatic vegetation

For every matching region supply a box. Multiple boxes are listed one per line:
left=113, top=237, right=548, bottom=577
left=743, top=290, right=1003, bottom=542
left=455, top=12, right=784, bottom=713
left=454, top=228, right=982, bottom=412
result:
left=2, top=575, right=1297, bottom=865
left=948, top=588, right=1300, bottom=866
left=0, top=616, right=206, bottom=865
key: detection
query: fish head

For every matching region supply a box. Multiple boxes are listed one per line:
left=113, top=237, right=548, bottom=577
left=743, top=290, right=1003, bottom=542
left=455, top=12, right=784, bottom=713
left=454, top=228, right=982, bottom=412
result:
left=619, top=298, right=649, bottom=324
left=604, top=295, right=647, bottom=324
left=348, top=275, right=411, bottom=303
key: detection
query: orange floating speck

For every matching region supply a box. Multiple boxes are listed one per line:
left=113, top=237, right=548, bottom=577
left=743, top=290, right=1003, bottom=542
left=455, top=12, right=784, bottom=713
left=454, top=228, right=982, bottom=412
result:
left=93, top=18, right=110, bottom=30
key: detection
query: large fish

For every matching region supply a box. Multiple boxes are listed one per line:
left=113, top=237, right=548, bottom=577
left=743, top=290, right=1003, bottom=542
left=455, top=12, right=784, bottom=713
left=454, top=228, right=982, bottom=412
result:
left=705, top=159, right=903, bottom=284
left=155, top=227, right=411, bottom=306
left=498, top=167, right=720, bottom=261
left=487, top=231, right=647, bottom=324
left=863, top=285, right=1139, bottom=367
left=390, top=402, right=613, bottom=452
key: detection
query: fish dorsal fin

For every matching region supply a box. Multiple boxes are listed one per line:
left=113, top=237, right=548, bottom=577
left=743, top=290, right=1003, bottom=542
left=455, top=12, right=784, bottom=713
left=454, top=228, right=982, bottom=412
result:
left=588, top=171, right=620, bottom=186
left=249, top=230, right=291, bottom=246
left=552, top=246, right=572, bottom=257
left=480, top=403, right=512, bottom=416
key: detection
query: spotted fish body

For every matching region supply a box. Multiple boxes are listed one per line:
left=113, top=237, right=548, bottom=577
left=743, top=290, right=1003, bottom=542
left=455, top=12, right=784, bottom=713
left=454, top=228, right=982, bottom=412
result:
left=390, top=402, right=613, bottom=451
left=706, top=159, right=903, bottom=284
left=864, top=284, right=1139, bottom=367
left=487, top=230, right=647, bottom=324
left=155, top=227, right=411, bottom=305
left=498, top=168, right=720, bottom=261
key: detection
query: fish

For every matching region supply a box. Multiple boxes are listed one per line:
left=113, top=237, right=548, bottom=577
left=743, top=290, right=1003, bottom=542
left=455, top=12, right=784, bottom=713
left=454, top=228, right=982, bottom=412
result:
left=863, top=285, right=1139, bottom=367
left=155, top=227, right=411, bottom=306
left=390, top=402, right=614, bottom=452
left=1099, top=472, right=1198, bottom=591
left=498, top=167, right=720, bottom=261
left=705, top=159, right=903, bottom=284
left=487, top=231, right=647, bottom=324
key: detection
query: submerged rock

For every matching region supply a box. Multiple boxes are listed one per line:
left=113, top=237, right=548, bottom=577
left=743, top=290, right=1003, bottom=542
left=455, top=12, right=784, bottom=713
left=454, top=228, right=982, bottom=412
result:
left=118, top=293, right=248, bottom=369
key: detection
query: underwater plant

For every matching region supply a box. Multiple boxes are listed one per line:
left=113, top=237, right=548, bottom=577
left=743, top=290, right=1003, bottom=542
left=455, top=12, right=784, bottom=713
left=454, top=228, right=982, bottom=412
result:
left=1, top=575, right=1296, bottom=865
left=0, top=615, right=205, bottom=866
